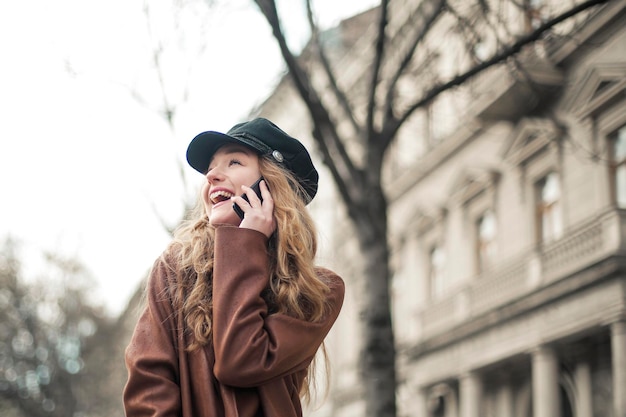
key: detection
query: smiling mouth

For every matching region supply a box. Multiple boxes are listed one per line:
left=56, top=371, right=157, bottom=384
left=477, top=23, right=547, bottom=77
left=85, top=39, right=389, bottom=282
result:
left=210, top=190, right=234, bottom=204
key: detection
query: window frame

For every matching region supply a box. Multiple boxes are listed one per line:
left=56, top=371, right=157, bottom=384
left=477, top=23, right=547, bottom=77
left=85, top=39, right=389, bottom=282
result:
left=534, top=171, right=564, bottom=244
left=476, top=208, right=498, bottom=274
left=608, top=124, right=626, bottom=208
left=450, top=168, right=500, bottom=276
left=429, top=244, right=446, bottom=301
left=503, top=117, right=564, bottom=248
left=411, top=207, right=448, bottom=303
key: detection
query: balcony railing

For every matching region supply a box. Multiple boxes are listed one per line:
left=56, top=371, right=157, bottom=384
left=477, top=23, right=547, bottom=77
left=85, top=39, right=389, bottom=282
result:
left=419, top=208, right=626, bottom=339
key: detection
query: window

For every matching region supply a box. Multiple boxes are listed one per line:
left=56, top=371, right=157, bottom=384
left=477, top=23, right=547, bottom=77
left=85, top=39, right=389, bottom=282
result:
left=610, top=125, right=626, bottom=208
left=476, top=209, right=497, bottom=273
left=416, top=208, right=448, bottom=302
left=449, top=167, right=500, bottom=277
left=536, top=172, right=563, bottom=243
left=504, top=118, right=563, bottom=247
left=430, top=245, right=446, bottom=300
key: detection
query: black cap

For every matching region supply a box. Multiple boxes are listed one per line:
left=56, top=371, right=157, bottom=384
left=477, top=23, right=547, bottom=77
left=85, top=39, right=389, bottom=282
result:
left=186, top=118, right=319, bottom=203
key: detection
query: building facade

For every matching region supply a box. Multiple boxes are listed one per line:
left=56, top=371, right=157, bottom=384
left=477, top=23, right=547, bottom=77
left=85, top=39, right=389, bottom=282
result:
left=255, top=0, right=626, bottom=416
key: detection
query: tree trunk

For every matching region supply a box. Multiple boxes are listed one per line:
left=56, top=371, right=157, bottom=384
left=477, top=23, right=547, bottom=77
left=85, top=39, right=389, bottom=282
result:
left=354, top=184, right=397, bottom=417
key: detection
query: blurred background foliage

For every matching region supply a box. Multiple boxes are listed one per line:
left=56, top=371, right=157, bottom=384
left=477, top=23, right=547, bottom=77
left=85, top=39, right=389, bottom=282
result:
left=0, top=237, right=128, bottom=417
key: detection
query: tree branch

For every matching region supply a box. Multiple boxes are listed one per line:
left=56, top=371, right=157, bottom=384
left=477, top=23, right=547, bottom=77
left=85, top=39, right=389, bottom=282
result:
left=381, top=0, right=446, bottom=146
left=365, top=0, right=389, bottom=138
left=390, top=0, right=610, bottom=137
left=305, top=0, right=361, bottom=136
left=254, top=0, right=366, bottom=206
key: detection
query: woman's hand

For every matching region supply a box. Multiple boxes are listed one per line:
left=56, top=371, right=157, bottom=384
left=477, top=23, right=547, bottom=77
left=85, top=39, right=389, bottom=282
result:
left=234, top=180, right=276, bottom=238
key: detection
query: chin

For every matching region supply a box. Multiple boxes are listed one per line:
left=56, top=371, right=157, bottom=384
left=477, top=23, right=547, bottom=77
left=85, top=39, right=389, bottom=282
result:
left=209, top=212, right=241, bottom=227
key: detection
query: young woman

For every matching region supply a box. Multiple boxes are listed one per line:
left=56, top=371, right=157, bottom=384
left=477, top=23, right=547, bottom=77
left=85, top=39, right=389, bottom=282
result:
left=123, top=118, right=345, bottom=417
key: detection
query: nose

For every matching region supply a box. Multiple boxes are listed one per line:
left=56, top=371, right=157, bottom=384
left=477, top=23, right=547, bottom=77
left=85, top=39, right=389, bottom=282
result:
left=206, top=167, right=224, bottom=184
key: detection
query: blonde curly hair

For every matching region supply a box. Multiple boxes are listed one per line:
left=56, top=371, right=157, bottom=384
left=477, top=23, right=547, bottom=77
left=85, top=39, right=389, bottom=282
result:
left=163, top=154, right=331, bottom=399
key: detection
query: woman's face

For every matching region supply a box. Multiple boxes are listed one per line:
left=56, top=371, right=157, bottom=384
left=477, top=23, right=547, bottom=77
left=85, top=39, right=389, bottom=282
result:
left=202, top=144, right=262, bottom=226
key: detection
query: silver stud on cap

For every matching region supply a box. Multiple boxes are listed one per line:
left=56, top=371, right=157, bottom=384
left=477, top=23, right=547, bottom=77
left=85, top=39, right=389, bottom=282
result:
left=272, top=150, right=284, bottom=163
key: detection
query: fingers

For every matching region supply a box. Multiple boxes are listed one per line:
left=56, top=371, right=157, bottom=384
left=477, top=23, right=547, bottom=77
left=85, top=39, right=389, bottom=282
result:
left=245, top=181, right=272, bottom=205
left=258, top=180, right=271, bottom=201
left=237, top=180, right=276, bottom=238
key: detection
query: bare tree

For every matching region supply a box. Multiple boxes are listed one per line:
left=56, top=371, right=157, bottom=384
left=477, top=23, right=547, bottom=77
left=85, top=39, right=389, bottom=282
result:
left=135, top=0, right=265, bottom=232
left=250, top=0, right=611, bottom=416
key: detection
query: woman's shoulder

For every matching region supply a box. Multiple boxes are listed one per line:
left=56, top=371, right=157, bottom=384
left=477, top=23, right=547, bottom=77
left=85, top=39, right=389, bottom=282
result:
left=145, top=243, right=183, bottom=287
left=314, top=267, right=345, bottom=321
left=314, top=267, right=345, bottom=291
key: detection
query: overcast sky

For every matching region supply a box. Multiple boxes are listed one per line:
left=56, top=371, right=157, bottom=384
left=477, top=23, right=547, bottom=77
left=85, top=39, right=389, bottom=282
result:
left=0, top=0, right=376, bottom=316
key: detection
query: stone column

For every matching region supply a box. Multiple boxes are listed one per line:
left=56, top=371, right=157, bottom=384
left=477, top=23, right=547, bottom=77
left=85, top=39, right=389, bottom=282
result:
left=575, top=360, right=593, bottom=417
left=496, top=382, right=514, bottom=417
left=532, top=346, right=560, bottom=417
left=459, top=372, right=482, bottom=417
left=612, top=320, right=626, bottom=417
left=412, top=387, right=429, bottom=417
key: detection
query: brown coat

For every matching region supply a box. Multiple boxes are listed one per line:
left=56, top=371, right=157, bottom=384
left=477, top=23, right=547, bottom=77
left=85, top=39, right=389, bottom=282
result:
left=123, top=227, right=345, bottom=417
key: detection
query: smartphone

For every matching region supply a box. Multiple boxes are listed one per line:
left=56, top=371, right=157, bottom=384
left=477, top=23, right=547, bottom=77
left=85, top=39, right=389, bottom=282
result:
left=233, top=177, right=264, bottom=220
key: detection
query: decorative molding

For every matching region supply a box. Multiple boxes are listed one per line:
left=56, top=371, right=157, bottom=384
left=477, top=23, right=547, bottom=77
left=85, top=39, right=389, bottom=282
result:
left=502, top=117, right=563, bottom=166
left=564, top=63, right=626, bottom=120
left=448, top=166, right=501, bottom=206
left=407, top=206, right=448, bottom=236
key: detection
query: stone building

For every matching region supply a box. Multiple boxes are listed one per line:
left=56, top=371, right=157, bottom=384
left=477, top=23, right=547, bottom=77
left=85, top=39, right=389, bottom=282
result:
left=253, top=0, right=626, bottom=416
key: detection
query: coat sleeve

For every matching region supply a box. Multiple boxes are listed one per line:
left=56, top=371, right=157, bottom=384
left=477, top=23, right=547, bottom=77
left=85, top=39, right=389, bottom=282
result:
left=211, top=226, right=345, bottom=388
left=123, top=255, right=182, bottom=417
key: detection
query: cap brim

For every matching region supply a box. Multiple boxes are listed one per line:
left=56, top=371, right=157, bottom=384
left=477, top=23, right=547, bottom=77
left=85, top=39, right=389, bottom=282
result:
left=186, top=131, right=258, bottom=174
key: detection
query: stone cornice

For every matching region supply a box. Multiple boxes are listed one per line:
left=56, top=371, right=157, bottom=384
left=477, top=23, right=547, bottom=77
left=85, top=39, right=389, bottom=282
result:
left=548, top=0, right=626, bottom=64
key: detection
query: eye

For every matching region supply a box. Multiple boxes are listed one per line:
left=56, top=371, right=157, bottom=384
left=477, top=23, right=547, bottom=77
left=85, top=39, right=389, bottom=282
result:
left=228, top=158, right=242, bottom=167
